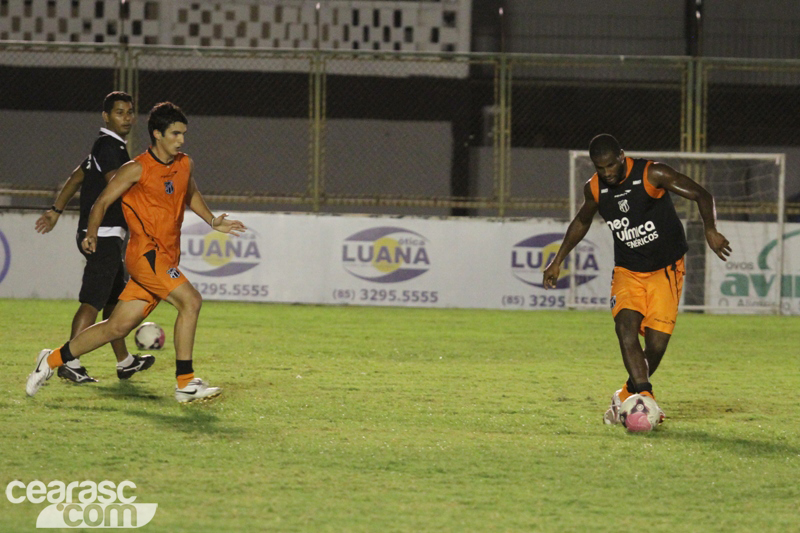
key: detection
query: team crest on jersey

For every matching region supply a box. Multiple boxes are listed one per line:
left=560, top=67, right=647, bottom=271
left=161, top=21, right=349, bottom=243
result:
left=164, top=180, right=174, bottom=194
left=618, top=199, right=630, bottom=213
left=167, top=268, right=181, bottom=279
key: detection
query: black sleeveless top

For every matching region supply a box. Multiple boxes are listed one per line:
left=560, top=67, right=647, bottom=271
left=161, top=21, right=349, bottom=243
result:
left=591, top=158, right=688, bottom=272
left=78, top=130, right=129, bottom=232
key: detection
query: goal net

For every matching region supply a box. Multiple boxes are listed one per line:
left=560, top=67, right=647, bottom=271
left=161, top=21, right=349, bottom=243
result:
left=568, top=151, right=788, bottom=314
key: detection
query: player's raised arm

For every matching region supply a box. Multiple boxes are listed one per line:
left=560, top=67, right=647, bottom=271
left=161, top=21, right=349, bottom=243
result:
left=647, top=163, right=731, bottom=261
left=82, top=160, right=141, bottom=254
left=35, top=162, right=86, bottom=234
left=184, top=158, right=246, bottom=236
left=542, top=181, right=599, bottom=289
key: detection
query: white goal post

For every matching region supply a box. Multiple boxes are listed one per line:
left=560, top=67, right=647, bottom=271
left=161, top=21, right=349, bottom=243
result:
left=568, top=150, right=788, bottom=314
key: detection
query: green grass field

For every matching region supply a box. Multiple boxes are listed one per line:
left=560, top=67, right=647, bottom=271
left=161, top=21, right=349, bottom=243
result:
left=1, top=299, right=799, bottom=532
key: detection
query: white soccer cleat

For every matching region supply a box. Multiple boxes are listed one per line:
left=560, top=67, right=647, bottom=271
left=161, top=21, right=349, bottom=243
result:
left=175, top=378, right=222, bottom=403
left=26, top=349, right=55, bottom=397
left=602, top=388, right=623, bottom=425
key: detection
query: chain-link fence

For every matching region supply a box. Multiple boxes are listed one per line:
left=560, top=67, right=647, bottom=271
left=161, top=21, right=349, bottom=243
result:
left=498, top=55, right=690, bottom=217
left=132, top=47, right=315, bottom=206
left=1, top=42, right=799, bottom=218
left=0, top=42, right=119, bottom=196
left=702, top=58, right=800, bottom=149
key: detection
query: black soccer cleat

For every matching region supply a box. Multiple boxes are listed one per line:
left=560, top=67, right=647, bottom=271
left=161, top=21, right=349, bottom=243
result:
left=57, top=364, right=99, bottom=384
left=116, top=354, right=156, bottom=380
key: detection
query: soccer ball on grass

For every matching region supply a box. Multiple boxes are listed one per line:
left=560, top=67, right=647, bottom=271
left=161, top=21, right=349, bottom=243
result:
left=619, top=393, right=662, bottom=432
left=134, top=322, right=166, bottom=350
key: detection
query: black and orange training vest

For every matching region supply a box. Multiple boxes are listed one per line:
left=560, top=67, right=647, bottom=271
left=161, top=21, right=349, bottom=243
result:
left=589, top=157, right=688, bottom=272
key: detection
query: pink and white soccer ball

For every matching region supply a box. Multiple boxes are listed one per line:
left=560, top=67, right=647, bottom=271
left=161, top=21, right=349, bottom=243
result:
left=619, top=393, right=661, bottom=432
left=134, top=322, right=166, bottom=350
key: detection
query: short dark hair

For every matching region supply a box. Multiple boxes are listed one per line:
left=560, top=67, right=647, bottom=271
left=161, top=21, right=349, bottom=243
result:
left=103, top=91, right=133, bottom=114
left=589, top=134, right=622, bottom=159
left=147, top=102, right=188, bottom=144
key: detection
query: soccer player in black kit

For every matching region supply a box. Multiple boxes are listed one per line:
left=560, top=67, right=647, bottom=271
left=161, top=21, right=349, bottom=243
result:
left=543, top=134, right=731, bottom=425
left=35, top=91, right=155, bottom=383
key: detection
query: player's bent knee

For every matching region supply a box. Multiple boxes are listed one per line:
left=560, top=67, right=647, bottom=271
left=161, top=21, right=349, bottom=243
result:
left=614, top=319, right=637, bottom=339
left=173, top=284, right=203, bottom=316
left=105, top=318, right=136, bottom=341
left=647, top=340, right=669, bottom=358
left=614, top=310, right=642, bottom=337
left=186, top=286, right=202, bottom=311
left=644, top=329, right=671, bottom=356
left=186, top=296, right=202, bottom=317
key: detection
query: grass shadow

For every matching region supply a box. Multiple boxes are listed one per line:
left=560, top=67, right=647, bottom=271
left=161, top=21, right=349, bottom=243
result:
left=653, top=428, right=800, bottom=456
left=122, top=406, right=244, bottom=436
left=41, top=403, right=120, bottom=413
left=91, top=380, right=168, bottom=403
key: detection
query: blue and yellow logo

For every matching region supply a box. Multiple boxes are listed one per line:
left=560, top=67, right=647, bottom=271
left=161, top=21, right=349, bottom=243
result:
left=511, top=233, right=600, bottom=288
left=0, top=230, right=9, bottom=284
left=180, top=222, right=261, bottom=277
left=342, top=226, right=431, bottom=283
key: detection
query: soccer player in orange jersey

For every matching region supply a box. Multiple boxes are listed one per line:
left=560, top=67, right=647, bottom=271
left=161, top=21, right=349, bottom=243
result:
left=27, top=102, right=246, bottom=402
left=542, top=134, right=731, bottom=425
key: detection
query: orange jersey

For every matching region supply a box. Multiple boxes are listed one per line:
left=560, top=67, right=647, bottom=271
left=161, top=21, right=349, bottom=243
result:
left=121, top=149, right=191, bottom=265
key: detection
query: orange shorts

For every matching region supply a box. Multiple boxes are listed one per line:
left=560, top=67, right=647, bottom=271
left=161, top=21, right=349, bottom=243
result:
left=119, top=248, right=189, bottom=317
left=610, top=257, right=685, bottom=335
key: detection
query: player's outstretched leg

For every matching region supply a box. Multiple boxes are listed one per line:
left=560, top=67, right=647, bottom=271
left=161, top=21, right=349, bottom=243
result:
left=27, top=300, right=149, bottom=397
left=116, top=353, right=156, bottom=379
left=26, top=350, right=55, bottom=396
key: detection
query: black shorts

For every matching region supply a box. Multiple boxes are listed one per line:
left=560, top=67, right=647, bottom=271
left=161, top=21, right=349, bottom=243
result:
left=75, top=232, right=127, bottom=311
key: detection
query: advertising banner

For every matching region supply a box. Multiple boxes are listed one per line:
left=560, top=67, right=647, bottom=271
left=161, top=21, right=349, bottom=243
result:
left=0, top=212, right=84, bottom=300
left=706, top=221, right=800, bottom=314
left=4, top=210, right=796, bottom=315
left=177, top=212, right=616, bottom=310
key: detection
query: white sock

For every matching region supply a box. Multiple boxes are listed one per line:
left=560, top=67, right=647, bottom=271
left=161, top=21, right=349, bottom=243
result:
left=65, top=358, right=82, bottom=370
left=117, top=354, right=135, bottom=368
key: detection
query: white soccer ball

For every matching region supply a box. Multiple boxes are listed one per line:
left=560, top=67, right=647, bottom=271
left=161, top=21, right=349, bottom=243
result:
left=134, top=322, right=166, bottom=350
left=619, top=393, right=662, bottom=432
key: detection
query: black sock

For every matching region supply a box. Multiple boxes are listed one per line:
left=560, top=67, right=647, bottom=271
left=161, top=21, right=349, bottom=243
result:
left=61, top=342, right=76, bottom=364
left=626, top=377, right=635, bottom=391
left=630, top=381, right=653, bottom=394
left=175, top=359, right=194, bottom=377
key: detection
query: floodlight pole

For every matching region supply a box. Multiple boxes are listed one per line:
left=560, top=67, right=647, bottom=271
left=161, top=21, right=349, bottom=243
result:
left=115, top=0, right=139, bottom=155
left=310, top=2, right=324, bottom=213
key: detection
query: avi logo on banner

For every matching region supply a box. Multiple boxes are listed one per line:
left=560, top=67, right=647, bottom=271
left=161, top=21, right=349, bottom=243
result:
left=342, top=226, right=431, bottom=283
left=6, top=479, right=157, bottom=529
left=511, top=233, right=600, bottom=288
left=180, top=222, right=261, bottom=277
left=720, top=228, right=800, bottom=303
